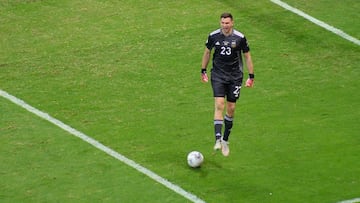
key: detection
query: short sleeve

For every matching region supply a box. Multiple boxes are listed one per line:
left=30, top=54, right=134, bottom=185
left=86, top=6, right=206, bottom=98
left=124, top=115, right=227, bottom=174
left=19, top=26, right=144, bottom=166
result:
left=205, top=35, right=214, bottom=50
left=240, top=36, right=250, bottom=53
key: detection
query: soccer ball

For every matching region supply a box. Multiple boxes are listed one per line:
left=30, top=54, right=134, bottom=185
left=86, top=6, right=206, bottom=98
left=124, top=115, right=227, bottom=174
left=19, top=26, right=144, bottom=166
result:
left=187, top=151, right=204, bottom=168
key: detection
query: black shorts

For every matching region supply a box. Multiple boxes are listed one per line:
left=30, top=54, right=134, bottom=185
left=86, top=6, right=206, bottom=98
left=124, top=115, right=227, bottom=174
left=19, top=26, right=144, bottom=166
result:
left=211, top=71, right=243, bottom=103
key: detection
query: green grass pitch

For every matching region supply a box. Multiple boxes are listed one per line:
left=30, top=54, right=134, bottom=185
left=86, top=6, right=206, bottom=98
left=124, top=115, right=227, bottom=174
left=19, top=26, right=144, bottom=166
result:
left=1, top=0, right=359, bottom=202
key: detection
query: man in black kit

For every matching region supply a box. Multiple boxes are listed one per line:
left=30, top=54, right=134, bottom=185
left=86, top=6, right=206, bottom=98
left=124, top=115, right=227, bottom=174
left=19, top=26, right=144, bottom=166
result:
left=201, top=12, right=255, bottom=157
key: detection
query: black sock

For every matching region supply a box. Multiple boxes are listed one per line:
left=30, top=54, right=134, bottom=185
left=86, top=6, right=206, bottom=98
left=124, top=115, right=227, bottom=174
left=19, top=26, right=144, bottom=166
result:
left=223, top=115, right=233, bottom=141
left=214, top=120, right=223, bottom=141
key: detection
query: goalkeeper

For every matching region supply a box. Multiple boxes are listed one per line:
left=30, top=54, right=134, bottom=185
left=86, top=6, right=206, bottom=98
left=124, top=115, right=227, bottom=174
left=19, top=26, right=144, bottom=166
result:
left=200, top=12, right=255, bottom=157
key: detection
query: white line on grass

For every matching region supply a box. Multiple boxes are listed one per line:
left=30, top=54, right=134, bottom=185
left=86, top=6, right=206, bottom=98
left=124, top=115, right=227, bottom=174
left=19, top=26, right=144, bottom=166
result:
left=268, top=3, right=360, bottom=201
left=338, top=198, right=360, bottom=203
left=270, top=0, right=360, bottom=46
left=0, top=89, right=206, bottom=203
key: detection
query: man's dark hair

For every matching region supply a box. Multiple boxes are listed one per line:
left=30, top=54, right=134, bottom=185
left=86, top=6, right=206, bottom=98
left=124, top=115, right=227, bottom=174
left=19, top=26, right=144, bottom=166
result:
left=220, top=12, right=233, bottom=20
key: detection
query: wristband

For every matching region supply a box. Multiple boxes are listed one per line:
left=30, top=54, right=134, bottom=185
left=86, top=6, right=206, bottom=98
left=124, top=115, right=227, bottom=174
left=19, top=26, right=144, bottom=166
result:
left=201, top=68, right=207, bottom=74
left=249, top=73, right=255, bottom=79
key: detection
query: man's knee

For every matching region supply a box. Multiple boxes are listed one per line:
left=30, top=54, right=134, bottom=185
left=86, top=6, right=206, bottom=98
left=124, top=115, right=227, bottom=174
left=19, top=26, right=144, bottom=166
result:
left=215, top=98, right=225, bottom=111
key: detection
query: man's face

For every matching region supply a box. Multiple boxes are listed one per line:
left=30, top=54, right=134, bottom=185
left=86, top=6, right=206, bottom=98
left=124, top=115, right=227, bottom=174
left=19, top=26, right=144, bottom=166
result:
left=220, top=17, right=234, bottom=35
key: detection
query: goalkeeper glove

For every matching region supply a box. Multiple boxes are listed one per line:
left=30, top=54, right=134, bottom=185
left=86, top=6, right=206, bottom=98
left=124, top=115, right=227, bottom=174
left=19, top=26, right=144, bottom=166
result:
left=201, top=69, right=208, bottom=83
left=245, top=74, right=254, bottom=87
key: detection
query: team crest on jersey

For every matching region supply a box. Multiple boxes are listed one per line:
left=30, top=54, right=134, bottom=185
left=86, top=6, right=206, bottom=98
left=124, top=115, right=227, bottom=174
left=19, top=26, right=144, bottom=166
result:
left=231, top=41, right=236, bottom=48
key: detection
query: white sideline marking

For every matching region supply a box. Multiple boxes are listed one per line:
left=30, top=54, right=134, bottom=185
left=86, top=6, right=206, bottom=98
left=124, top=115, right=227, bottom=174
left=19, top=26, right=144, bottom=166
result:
left=270, top=0, right=360, bottom=46
left=338, top=198, right=360, bottom=203
left=266, top=4, right=360, bottom=202
left=0, top=89, right=206, bottom=203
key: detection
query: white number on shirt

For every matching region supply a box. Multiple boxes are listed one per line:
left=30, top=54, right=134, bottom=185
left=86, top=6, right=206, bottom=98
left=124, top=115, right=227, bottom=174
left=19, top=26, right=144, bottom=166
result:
left=220, top=46, right=231, bottom=55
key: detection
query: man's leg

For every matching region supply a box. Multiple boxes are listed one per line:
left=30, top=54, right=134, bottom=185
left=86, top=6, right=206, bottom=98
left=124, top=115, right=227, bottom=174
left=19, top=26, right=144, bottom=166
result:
left=223, top=101, right=236, bottom=141
left=213, top=97, right=225, bottom=150
left=220, top=101, right=236, bottom=156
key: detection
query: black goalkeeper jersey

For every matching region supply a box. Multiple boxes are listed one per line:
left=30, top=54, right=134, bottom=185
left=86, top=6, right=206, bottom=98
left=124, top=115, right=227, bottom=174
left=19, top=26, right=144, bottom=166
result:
left=205, top=29, right=250, bottom=80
